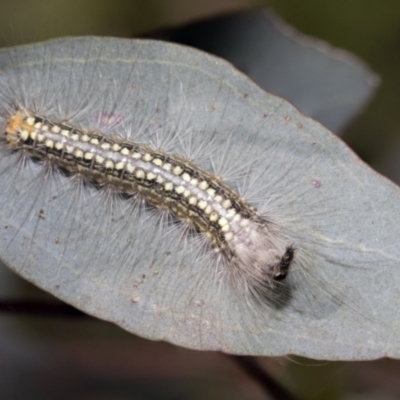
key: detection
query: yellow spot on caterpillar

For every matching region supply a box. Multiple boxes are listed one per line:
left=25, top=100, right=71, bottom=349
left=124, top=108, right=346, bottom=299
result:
left=164, top=182, right=173, bottom=191
left=143, top=153, right=153, bottom=161
left=26, top=117, right=35, bottom=126
left=207, top=188, right=216, bottom=197
left=198, top=200, right=207, bottom=210
left=210, top=212, right=218, bottom=222
left=45, top=139, right=54, bottom=148
left=20, top=130, right=29, bottom=141
left=136, top=169, right=145, bottom=179
left=75, top=149, right=84, bottom=158
left=222, top=199, right=232, bottom=208
left=227, top=208, right=236, bottom=217
left=173, top=165, right=183, bottom=175
left=188, top=196, right=197, bottom=205
left=199, top=181, right=208, bottom=190
left=105, top=160, right=114, bottom=169
left=121, top=148, right=130, bottom=155
left=221, top=224, right=230, bottom=233
left=51, top=125, right=60, bottom=133
left=95, top=155, right=105, bottom=163
left=126, top=164, right=135, bottom=173
left=218, top=217, right=228, bottom=227
left=101, top=143, right=111, bottom=150
left=84, top=152, right=94, bottom=160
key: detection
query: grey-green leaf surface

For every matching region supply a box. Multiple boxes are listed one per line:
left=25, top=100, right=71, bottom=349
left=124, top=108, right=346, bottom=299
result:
left=0, top=37, right=398, bottom=360
left=152, top=9, right=379, bottom=134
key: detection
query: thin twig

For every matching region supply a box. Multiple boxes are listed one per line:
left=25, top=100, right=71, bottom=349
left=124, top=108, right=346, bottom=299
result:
left=230, top=355, right=301, bottom=400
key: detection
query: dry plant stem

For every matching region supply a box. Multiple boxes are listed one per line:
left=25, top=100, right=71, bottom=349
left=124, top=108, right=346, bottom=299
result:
left=230, top=355, right=301, bottom=400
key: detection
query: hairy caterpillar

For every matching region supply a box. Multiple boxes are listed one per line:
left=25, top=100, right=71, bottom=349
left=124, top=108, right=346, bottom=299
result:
left=5, top=109, right=295, bottom=300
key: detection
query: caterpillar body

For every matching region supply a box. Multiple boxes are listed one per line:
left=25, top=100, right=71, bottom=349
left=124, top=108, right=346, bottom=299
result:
left=5, top=109, right=294, bottom=299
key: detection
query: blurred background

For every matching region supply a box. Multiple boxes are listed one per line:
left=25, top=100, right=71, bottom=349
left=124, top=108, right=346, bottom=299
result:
left=1, top=1, right=400, bottom=399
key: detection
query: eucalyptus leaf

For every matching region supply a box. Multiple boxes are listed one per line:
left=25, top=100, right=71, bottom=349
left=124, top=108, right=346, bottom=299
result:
left=153, top=10, right=379, bottom=134
left=0, top=37, right=398, bottom=360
